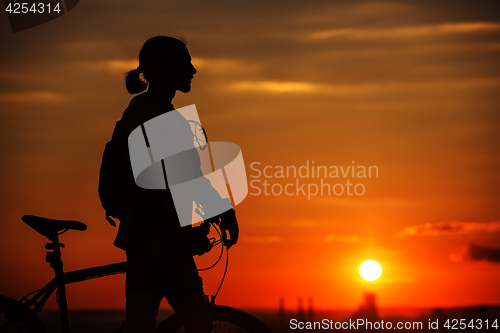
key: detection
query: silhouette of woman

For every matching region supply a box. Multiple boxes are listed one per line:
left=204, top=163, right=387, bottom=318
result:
left=111, top=36, right=238, bottom=333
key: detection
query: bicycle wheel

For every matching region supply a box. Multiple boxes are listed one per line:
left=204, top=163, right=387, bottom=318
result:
left=153, top=305, right=272, bottom=333
left=0, top=296, right=47, bottom=333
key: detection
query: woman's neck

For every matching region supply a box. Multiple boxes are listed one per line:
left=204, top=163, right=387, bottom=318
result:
left=147, top=84, right=176, bottom=105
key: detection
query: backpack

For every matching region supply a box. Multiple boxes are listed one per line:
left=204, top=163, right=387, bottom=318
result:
left=98, top=120, right=134, bottom=226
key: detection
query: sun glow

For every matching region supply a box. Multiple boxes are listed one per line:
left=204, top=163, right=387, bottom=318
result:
left=359, top=260, right=382, bottom=282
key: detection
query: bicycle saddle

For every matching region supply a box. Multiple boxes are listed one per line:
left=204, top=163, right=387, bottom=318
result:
left=22, top=215, right=87, bottom=238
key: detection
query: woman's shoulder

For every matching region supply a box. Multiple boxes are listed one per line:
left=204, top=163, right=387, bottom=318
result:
left=120, top=93, right=164, bottom=133
left=125, top=92, right=158, bottom=114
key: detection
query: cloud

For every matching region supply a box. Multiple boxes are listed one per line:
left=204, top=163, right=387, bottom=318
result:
left=228, top=78, right=500, bottom=96
left=241, top=235, right=282, bottom=243
left=307, top=22, right=500, bottom=41
left=398, top=221, right=500, bottom=237
left=467, top=244, right=500, bottom=263
left=324, top=234, right=360, bottom=243
left=229, top=80, right=319, bottom=94
left=451, top=244, right=500, bottom=263
left=0, top=91, right=66, bottom=104
left=96, top=59, right=138, bottom=73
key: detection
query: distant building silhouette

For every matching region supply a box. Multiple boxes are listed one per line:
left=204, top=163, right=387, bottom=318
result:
left=351, top=292, right=379, bottom=322
left=308, top=297, right=314, bottom=320
left=279, top=297, right=285, bottom=323
left=297, top=297, right=304, bottom=320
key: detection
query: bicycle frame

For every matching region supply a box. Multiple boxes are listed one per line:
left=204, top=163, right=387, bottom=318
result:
left=14, top=219, right=227, bottom=333
left=6, top=219, right=272, bottom=333
left=20, top=232, right=127, bottom=333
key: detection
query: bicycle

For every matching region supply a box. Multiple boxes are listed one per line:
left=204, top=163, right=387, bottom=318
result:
left=0, top=215, right=272, bottom=333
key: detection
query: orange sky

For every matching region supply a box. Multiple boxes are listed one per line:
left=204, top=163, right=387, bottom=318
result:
left=1, top=0, right=499, bottom=311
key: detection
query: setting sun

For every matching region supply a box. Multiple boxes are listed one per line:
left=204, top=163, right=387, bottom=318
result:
left=359, top=260, right=382, bottom=282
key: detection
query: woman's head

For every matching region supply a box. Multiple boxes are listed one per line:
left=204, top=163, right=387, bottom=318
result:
left=126, top=36, right=197, bottom=94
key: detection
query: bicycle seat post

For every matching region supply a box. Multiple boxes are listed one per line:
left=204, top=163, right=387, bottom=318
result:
left=45, top=232, right=72, bottom=333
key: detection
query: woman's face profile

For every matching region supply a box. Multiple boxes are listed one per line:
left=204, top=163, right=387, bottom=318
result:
left=157, top=46, right=197, bottom=93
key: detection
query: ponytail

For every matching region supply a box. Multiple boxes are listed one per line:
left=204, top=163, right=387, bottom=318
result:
left=125, top=68, right=148, bottom=94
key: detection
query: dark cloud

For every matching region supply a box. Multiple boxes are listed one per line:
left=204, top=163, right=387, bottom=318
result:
left=398, top=221, right=500, bottom=237
left=467, top=244, right=500, bottom=263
